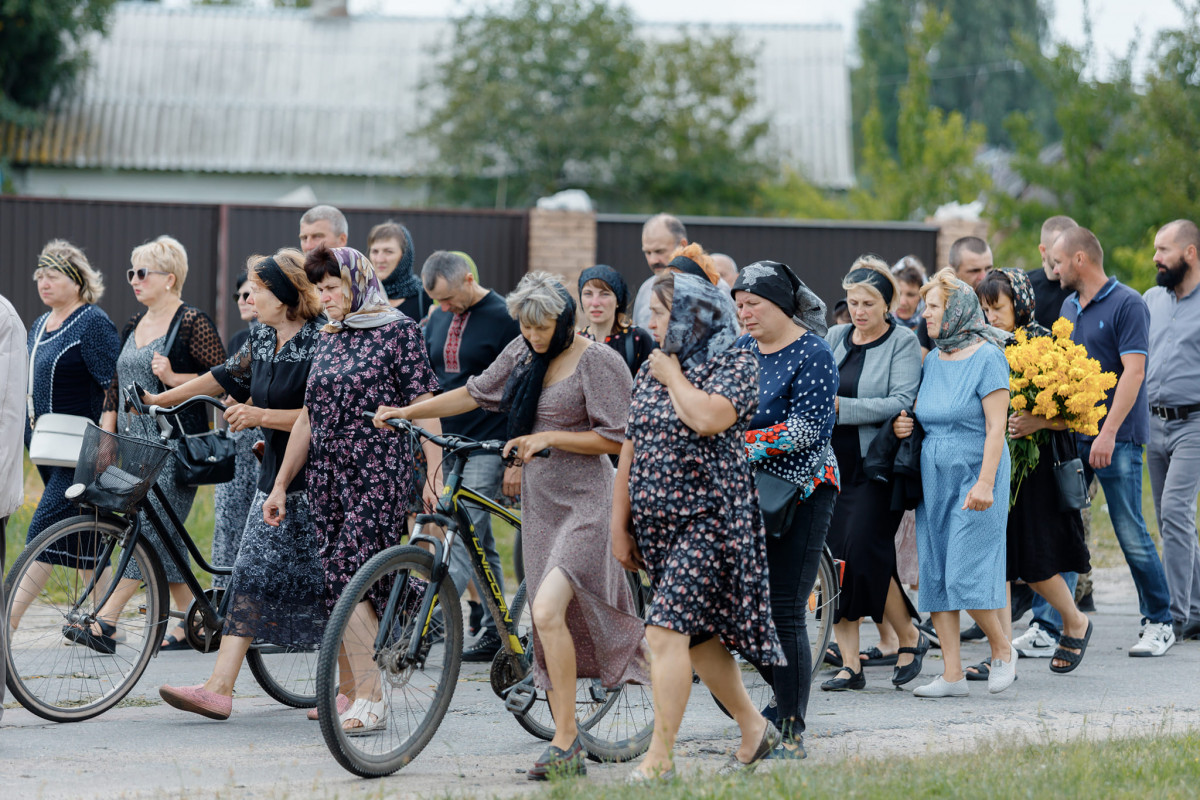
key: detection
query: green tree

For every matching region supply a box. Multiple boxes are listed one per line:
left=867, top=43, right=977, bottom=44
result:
left=420, top=0, right=769, bottom=212
left=0, top=0, right=118, bottom=125
left=853, top=0, right=1055, bottom=152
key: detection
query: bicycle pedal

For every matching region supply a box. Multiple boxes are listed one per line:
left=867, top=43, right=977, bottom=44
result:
left=503, top=681, right=537, bottom=715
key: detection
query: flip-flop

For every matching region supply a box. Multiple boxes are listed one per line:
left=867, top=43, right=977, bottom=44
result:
left=860, top=646, right=899, bottom=667
left=1050, top=619, right=1093, bottom=674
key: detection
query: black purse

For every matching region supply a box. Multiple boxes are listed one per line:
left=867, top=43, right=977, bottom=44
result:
left=1050, top=433, right=1090, bottom=512
left=160, top=313, right=236, bottom=487
left=754, top=468, right=802, bottom=538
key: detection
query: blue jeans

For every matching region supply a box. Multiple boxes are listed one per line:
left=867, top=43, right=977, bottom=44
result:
left=1030, top=572, right=1079, bottom=639
left=445, top=452, right=506, bottom=635
left=1077, top=439, right=1172, bottom=625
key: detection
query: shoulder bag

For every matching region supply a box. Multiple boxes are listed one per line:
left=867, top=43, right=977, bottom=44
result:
left=754, top=468, right=802, bottom=538
left=27, top=314, right=92, bottom=468
left=160, top=311, right=236, bottom=487
left=1050, top=433, right=1090, bottom=512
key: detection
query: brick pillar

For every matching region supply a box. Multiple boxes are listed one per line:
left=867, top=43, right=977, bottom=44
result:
left=930, top=218, right=989, bottom=271
left=526, top=209, right=597, bottom=299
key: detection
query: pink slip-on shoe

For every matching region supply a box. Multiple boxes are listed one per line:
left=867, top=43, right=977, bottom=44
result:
left=159, top=684, right=232, bottom=720
left=307, top=693, right=350, bottom=721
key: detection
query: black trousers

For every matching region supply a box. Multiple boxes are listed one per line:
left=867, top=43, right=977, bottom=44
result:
left=751, top=483, right=836, bottom=737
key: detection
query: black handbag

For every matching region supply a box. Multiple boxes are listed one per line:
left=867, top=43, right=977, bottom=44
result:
left=1050, top=434, right=1090, bottom=512
left=754, top=468, right=802, bottom=538
left=160, top=313, right=236, bottom=487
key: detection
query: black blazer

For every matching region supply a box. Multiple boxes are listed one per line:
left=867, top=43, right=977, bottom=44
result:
left=864, top=410, right=924, bottom=511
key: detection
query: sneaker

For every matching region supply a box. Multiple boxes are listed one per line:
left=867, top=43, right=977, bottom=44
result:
left=462, top=629, right=501, bottom=662
left=1129, top=622, right=1176, bottom=657
left=1013, top=622, right=1056, bottom=658
left=1076, top=590, right=1096, bottom=613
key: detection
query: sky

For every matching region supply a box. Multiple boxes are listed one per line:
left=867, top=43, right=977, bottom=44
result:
left=343, top=0, right=1187, bottom=76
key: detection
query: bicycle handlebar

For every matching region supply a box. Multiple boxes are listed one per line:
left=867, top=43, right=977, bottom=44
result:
left=361, top=412, right=551, bottom=460
left=125, top=382, right=227, bottom=420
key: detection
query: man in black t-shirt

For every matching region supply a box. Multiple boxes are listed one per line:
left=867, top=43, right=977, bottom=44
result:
left=1026, top=215, right=1077, bottom=330
left=916, top=236, right=993, bottom=354
left=422, top=251, right=521, bottom=662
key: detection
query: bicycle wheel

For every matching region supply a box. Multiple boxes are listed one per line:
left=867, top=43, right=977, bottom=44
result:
left=246, top=643, right=318, bottom=708
left=316, top=545, right=462, bottom=778
left=4, top=515, right=168, bottom=722
left=808, top=547, right=838, bottom=679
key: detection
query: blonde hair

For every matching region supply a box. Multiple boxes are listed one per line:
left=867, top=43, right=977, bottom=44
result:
left=669, top=243, right=720, bottom=286
left=506, top=272, right=568, bottom=327
left=842, top=255, right=899, bottom=312
left=247, top=248, right=323, bottom=322
left=131, top=235, right=188, bottom=295
left=34, top=239, right=105, bottom=304
left=920, top=267, right=965, bottom=302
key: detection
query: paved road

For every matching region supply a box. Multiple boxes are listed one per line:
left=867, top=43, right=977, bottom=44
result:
left=3, top=566, right=1199, bottom=799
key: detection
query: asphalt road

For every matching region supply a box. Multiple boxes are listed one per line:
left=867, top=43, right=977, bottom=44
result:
left=3, top=566, right=1199, bottom=799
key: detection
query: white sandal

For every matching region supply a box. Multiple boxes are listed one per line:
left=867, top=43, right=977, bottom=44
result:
left=340, top=697, right=387, bottom=736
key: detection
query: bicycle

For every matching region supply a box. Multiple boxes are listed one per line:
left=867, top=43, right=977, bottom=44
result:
left=3, top=388, right=317, bottom=722
left=314, top=416, right=654, bottom=778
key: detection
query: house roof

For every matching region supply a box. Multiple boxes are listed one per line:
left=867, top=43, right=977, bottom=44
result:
left=3, top=3, right=854, bottom=188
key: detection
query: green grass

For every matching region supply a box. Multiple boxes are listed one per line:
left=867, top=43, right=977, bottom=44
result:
left=537, top=730, right=1200, bottom=799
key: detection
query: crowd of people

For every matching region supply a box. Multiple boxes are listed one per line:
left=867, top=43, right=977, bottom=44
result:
left=5, top=205, right=1199, bottom=780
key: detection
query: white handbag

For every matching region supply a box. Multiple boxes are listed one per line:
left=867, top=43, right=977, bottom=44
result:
left=26, top=314, right=92, bottom=469
left=28, top=413, right=90, bottom=468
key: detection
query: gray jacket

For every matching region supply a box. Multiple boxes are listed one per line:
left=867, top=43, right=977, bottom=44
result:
left=825, top=323, right=922, bottom=458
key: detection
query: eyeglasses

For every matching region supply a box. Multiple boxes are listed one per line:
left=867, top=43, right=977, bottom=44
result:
left=127, top=268, right=170, bottom=283
left=234, top=291, right=252, bottom=302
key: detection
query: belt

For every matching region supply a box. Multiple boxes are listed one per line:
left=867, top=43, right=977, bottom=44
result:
left=1150, top=403, right=1200, bottom=421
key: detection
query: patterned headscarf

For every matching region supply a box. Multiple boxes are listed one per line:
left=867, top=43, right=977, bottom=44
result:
left=732, top=260, right=828, bottom=337
left=323, top=247, right=405, bottom=332
left=37, top=252, right=85, bottom=288
left=1001, top=268, right=1049, bottom=338
left=664, top=273, right=740, bottom=372
left=931, top=277, right=1009, bottom=354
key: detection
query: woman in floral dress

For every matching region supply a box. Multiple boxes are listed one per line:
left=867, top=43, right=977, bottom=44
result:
left=265, top=245, right=442, bottom=735
left=612, top=272, right=784, bottom=779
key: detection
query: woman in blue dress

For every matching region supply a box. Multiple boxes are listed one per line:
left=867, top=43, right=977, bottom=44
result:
left=894, top=268, right=1014, bottom=697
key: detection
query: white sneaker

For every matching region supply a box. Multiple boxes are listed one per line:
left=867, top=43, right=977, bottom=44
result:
left=1129, top=622, right=1176, bottom=657
left=988, top=652, right=1017, bottom=694
left=912, top=676, right=969, bottom=698
left=1013, top=622, right=1056, bottom=658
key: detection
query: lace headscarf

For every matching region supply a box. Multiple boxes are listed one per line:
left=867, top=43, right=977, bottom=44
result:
left=931, top=277, right=1009, bottom=354
left=664, top=273, right=740, bottom=372
left=323, top=247, right=405, bottom=332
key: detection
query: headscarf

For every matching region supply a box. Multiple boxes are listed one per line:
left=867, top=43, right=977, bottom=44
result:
left=323, top=247, right=405, bottom=333
left=664, top=273, right=740, bottom=372
left=577, top=265, right=630, bottom=313
left=450, top=251, right=480, bottom=282
left=845, top=267, right=895, bottom=306
left=499, top=284, right=577, bottom=440
left=252, top=256, right=299, bottom=307
left=931, top=277, right=1009, bottom=354
left=731, top=260, right=828, bottom=337
left=1000, top=268, right=1049, bottom=338
left=378, top=223, right=423, bottom=303
left=37, top=252, right=85, bottom=289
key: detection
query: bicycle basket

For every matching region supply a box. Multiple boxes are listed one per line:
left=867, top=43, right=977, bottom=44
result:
left=71, top=423, right=174, bottom=513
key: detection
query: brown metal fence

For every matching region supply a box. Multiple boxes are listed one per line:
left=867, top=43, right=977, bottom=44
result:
left=595, top=214, right=941, bottom=312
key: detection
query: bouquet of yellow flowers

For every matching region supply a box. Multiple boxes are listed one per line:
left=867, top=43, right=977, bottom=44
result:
left=1004, top=318, right=1117, bottom=502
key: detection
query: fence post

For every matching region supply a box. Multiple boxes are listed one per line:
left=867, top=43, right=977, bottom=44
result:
left=526, top=209, right=597, bottom=299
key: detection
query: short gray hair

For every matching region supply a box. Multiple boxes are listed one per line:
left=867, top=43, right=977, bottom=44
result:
left=506, top=272, right=568, bottom=327
left=421, top=250, right=472, bottom=292
left=300, top=205, right=348, bottom=238
left=643, top=213, right=687, bottom=243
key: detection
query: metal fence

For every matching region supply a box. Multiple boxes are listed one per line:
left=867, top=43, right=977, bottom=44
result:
left=596, top=214, right=941, bottom=312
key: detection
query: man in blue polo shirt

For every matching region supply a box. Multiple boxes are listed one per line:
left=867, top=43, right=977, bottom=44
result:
left=1053, top=226, right=1176, bottom=656
left=1145, top=220, right=1200, bottom=642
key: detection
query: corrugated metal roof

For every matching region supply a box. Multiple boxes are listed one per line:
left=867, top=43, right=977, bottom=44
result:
left=3, top=4, right=853, bottom=187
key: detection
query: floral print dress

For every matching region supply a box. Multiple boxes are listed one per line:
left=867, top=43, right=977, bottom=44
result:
left=628, top=347, right=785, bottom=666
left=304, top=318, right=440, bottom=614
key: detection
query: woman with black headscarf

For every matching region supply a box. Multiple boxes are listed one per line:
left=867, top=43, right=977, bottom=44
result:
left=731, top=261, right=839, bottom=759
left=577, top=264, right=656, bottom=377
left=368, top=220, right=432, bottom=321
left=614, top=271, right=783, bottom=779
left=377, top=272, right=647, bottom=780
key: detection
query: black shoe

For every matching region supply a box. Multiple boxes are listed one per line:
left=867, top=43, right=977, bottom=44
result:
left=462, top=629, right=501, bottom=662
left=761, top=695, right=779, bottom=727
left=468, top=601, right=483, bottom=638
left=960, top=622, right=986, bottom=641
left=1076, top=590, right=1096, bottom=613
left=892, top=633, right=930, bottom=686
left=1183, top=620, right=1200, bottom=641
left=820, top=668, right=865, bottom=692
left=527, top=736, right=587, bottom=780
left=1010, top=583, right=1035, bottom=622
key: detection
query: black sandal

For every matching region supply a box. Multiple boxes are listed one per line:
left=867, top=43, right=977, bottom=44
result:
left=860, top=646, right=899, bottom=667
left=1050, top=620, right=1093, bottom=674
left=823, top=642, right=843, bottom=668
left=892, top=633, right=930, bottom=686
left=964, top=657, right=992, bottom=681
left=62, top=619, right=117, bottom=655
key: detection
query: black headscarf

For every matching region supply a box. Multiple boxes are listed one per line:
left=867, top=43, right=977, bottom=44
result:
left=378, top=223, right=422, bottom=302
left=732, top=260, right=828, bottom=336
left=577, top=265, right=629, bottom=313
left=668, top=254, right=709, bottom=282
left=500, top=285, right=577, bottom=440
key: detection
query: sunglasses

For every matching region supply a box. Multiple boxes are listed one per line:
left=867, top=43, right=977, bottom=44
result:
left=234, top=291, right=252, bottom=302
left=127, top=268, right=170, bottom=283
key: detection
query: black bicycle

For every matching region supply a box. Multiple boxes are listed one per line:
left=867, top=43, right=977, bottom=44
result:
left=315, top=416, right=654, bottom=778
left=3, top=388, right=317, bottom=722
